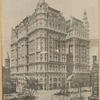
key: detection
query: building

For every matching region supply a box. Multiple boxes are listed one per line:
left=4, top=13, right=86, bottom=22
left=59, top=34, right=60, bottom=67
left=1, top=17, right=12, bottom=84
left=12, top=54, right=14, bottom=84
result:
left=89, top=56, right=98, bottom=100
left=2, top=52, right=10, bottom=83
left=10, top=0, right=90, bottom=90
left=2, top=53, right=16, bottom=94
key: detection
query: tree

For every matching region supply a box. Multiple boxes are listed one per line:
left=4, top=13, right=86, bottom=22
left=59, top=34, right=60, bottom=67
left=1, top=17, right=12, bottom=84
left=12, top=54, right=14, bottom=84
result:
left=23, top=78, right=39, bottom=100
left=24, top=77, right=38, bottom=90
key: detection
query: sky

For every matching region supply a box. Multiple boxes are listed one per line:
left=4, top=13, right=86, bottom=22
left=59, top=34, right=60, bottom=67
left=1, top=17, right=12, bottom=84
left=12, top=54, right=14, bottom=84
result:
left=2, top=0, right=99, bottom=66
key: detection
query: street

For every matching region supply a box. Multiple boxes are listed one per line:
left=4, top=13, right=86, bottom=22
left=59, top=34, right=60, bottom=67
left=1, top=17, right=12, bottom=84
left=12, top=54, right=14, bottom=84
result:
left=34, top=89, right=91, bottom=100
left=3, top=86, right=92, bottom=100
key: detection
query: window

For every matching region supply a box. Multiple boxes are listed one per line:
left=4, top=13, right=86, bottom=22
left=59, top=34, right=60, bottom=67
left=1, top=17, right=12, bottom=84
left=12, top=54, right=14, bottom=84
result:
left=45, top=78, right=46, bottom=82
left=40, top=22, right=42, bottom=26
left=45, top=65, right=47, bottom=71
left=56, top=66, right=57, bottom=71
left=94, top=91, right=98, bottom=96
left=49, top=22, right=52, bottom=27
left=50, top=78, right=52, bottom=81
left=53, top=78, right=57, bottom=82
left=36, top=65, right=38, bottom=70
left=53, top=65, right=56, bottom=71
left=40, top=78, right=43, bottom=82
left=94, top=82, right=97, bottom=87
left=40, top=65, right=43, bottom=71
left=47, top=66, right=48, bottom=71
left=45, top=54, right=47, bottom=62
left=58, top=66, right=60, bottom=71
left=40, top=54, right=43, bottom=62
left=59, top=78, right=60, bottom=81
left=58, top=24, right=60, bottom=30
left=94, top=73, right=98, bottom=77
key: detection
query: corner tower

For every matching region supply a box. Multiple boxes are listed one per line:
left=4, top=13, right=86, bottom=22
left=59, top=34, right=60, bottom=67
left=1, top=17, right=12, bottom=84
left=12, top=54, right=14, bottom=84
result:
left=83, top=11, right=89, bottom=32
left=66, top=13, right=90, bottom=88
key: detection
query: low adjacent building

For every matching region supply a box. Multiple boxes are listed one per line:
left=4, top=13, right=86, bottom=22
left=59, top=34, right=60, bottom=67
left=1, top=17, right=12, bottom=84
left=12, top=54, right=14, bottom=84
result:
left=2, top=53, right=16, bottom=94
left=2, top=53, right=10, bottom=83
left=88, top=56, right=98, bottom=100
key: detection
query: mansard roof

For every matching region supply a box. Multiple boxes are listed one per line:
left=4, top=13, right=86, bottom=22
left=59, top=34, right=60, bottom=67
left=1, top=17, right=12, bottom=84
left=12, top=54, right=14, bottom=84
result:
left=66, top=17, right=84, bottom=26
left=71, top=17, right=84, bottom=26
left=48, top=6, right=60, bottom=14
left=13, top=0, right=85, bottom=34
left=66, top=16, right=85, bottom=31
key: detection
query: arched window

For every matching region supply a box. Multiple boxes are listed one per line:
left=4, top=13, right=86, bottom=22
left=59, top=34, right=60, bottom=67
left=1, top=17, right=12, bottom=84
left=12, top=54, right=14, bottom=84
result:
left=40, top=78, right=43, bottom=82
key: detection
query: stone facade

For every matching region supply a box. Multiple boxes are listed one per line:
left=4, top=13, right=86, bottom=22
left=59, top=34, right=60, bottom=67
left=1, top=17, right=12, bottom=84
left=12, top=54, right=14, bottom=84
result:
left=66, top=14, right=90, bottom=88
left=10, top=0, right=90, bottom=90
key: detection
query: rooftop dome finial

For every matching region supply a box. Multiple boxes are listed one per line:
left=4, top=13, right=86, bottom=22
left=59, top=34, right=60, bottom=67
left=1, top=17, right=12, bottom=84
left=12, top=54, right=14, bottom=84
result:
left=38, top=0, right=45, bottom=4
left=37, top=0, right=47, bottom=8
left=83, top=9, right=87, bottom=18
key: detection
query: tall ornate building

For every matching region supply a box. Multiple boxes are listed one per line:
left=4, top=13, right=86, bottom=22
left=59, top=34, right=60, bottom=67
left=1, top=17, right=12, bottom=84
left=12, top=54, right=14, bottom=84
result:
left=10, top=0, right=90, bottom=90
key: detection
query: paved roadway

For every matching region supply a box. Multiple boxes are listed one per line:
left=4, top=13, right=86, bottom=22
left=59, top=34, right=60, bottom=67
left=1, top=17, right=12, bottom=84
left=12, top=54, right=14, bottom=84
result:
left=35, top=90, right=60, bottom=100
left=34, top=90, right=91, bottom=100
